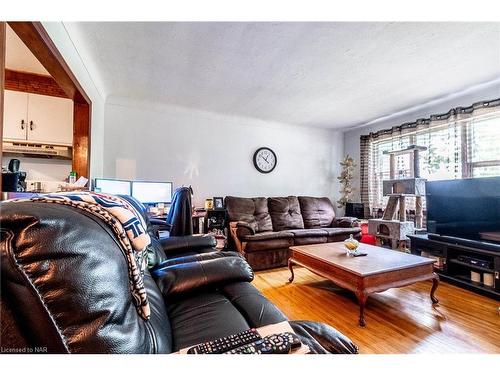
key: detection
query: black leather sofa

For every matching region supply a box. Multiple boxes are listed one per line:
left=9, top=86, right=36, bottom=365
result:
left=0, top=197, right=357, bottom=354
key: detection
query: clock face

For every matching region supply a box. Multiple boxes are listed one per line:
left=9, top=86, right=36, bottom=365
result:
left=253, top=147, right=277, bottom=173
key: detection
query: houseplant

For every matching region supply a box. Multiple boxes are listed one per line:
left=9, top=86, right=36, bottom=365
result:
left=337, top=154, right=356, bottom=209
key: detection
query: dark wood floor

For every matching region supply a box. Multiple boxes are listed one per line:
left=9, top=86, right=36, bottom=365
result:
left=253, top=266, right=500, bottom=353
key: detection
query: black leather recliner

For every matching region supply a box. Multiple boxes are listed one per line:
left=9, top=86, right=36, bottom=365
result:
left=0, top=198, right=358, bottom=354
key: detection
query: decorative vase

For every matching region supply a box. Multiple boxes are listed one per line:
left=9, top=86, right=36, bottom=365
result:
left=344, top=234, right=360, bottom=256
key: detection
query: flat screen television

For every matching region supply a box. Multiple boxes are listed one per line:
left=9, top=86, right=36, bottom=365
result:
left=426, top=176, right=500, bottom=249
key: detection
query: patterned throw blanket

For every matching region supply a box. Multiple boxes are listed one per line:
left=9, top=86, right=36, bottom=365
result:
left=13, top=192, right=152, bottom=320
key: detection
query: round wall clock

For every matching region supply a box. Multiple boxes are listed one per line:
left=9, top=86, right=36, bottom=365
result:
left=253, top=147, right=277, bottom=174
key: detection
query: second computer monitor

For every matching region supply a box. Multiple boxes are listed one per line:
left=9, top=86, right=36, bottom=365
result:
left=94, top=178, right=131, bottom=195
left=131, top=181, right=173, bottom=204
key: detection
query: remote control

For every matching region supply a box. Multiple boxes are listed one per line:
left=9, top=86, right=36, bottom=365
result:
left=226, top=332, right=302, bottom=354
left=352, top=252, right=367, bottom=257
left=187, top=328, right=262, bottom=354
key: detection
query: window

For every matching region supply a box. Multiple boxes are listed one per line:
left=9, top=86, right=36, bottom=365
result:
left=366, top=111, right=500, bottom=212
left=466, top=116, right=500, bottom=177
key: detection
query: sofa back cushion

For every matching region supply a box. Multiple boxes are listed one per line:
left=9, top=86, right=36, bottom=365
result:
left=268, top=196, right=304, bottom=231
left=298, top=196, right=336, bottom=228
left=225, top=196, right=273, bottom=232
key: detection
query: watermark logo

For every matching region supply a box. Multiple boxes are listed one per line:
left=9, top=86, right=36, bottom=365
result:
left=1, top=346, right=48, bottom=353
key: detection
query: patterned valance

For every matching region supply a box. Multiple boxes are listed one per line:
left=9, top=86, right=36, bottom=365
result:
left=360, top=97, right=500, bottom=142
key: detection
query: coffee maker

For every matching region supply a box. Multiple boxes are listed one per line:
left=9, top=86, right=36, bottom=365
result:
left=2, top=159, right=27, bottom=192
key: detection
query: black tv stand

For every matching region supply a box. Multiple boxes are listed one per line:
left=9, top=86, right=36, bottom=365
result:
left=427, top=233, right=500, bottom=252
left=409, top=234, right=499, bottom=300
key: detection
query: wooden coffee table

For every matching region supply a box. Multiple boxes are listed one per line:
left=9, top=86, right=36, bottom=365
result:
left=288, top=242, right=439, bottom=327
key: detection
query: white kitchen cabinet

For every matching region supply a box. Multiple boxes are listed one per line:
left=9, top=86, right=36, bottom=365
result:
left=27, top=93, right=73, bottom=145
left=3, top=90, right=28, bottom=140
left=2, top=90, right=74, bottom=146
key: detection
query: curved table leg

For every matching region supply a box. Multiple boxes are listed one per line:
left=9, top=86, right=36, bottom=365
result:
left=430, top=273, right=439, bottom=304
left=355, top=290, right=369, bottom=327
left=288, top=258, right=295, bottom=283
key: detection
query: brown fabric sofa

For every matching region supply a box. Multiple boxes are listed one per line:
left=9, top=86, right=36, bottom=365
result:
left=226, top=196, right=361, bottom=270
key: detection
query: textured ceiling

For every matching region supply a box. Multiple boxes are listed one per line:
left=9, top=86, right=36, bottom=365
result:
left=62, top=22, right=500, bottom=129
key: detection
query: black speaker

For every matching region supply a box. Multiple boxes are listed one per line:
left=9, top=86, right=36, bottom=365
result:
left=345, top=202, right=365, bottom=219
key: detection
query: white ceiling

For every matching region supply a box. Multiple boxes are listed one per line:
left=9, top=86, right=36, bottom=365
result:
left=63, top=22, right=500, bottom=129
left=5, top=25, right=49, bottom=75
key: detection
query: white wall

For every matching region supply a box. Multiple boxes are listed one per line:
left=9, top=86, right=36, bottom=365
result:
left=41, top=22, right=105, bottom=178
left=343, top=80, right=500, bottom=201
left=104, top=97, right=344, bottom=208
left=2, top=156, right=71, bottom=191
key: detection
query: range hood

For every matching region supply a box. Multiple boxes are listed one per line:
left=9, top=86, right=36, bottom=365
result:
left=2, top=141, right=72, bottom=160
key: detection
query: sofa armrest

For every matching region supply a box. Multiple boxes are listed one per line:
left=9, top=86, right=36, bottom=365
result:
left=148, top=218, right=171, bottom=238
left=152, top=255, right=254, bottom=298
left=228, top=221, right=257, bottom=255
left=149, top=217, right=169, bottom=227
left=229, top=221, right=257, bottom=236
left=289, top=320, right=358, bottom=354
left=151, top=250, right=241, bottom=268
left=332, top=217, right=360, bottom=228
left=159, top=234, right=216, bottom=254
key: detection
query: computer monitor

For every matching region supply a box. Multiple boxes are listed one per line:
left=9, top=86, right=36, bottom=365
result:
left=131, top=181, right=173, bottom=204
left=93, top=178, right=131, bottom=195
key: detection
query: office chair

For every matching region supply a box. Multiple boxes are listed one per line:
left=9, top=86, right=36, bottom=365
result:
left=119, top=188, right=193, bottom=238
left=165, top=186, right=193, bottom=236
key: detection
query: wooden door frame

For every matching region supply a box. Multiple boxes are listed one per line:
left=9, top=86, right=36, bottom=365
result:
left=1, top=21, right=91, bottom=182
left=0, top=22, right=6, bottom=192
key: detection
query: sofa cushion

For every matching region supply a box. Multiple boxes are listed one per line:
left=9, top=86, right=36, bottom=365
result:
left=286, top=229, right=329, bottom=238
left=325, top=227, right=362, bottom=243
left=225, top=196, right=273, bottom=232
left=323, top=227, right=362, bottom=236
left=241, top=230, right=294, bottom=242
left=268, top=196, right=304, bottom=231
left=298, top=196, right=336, bottom=228
left=293, top=236, right=328, bottom=245
left=167, top=291, right=251, bottom=351
left=221, top=282, right=287, bottom=327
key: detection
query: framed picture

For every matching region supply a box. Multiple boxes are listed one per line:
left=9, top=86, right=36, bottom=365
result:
left=213, top=197, right=224, bottom=209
